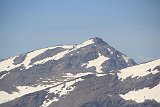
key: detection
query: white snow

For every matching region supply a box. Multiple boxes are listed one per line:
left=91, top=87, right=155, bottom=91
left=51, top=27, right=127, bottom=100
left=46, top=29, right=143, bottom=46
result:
left=96, top=73, right=106, bottom=77
left=34, top=49, right=70, bottom=65
left=41, top=71, right=94, bottom=107
left=120, top=83, right=160, bottom=103
left=0, top=72, right=10, bottom=80
left=63, top=72, right=94, bottom=81
left=49, top=77, right=84, bottom=96
left=41, top=70, right=107, bottom=107
left=42, top=81, right=50, bottom=83
left=75, top=39, right=94, bottom=49
left=40, top=71, right=93, bottom=107
left=41, top=78, right=84, bottom=107
left=117, top=59, right=160, bottom=80
left=63, top=73, right=74, bottom=78
left=108, top=94, right=112, bottom=97
left=59, top=45, right=74, bottom=49
left=108, top=48, right=113, bottom=54
left=82, top=52, right=109, bottom=73
left=59, top=80, right=75, bottom=96
left=33, top=39, right=94, bottom=65
left=40, top=97, right=59, bottom=107
left=0, top=47, right=56, bottom=71
left=48, top=84, right=64, bottom=94
left=81, top=63, right=87, bottom=66
left=0, top=45, right=72, bottom=71
left=74, top=72, right=94, bottom=78
left=23, top=47, right=56, bottom=69
left=0, top=79, right=62, bottom=104
left=122, top=55, right=129, bottom=63
left=64, top=68, right=106, bottom=79
left=0, top=39, right=95, bottom=71
left=0, top=56, right=18, bottom=72
left=109, top=73, right=115, bottom=75
left=0, top=84, right=55, bottom=104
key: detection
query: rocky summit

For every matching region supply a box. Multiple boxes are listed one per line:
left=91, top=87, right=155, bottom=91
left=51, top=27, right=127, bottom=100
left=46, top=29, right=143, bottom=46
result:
left=0, top=37, right=159, bottom=107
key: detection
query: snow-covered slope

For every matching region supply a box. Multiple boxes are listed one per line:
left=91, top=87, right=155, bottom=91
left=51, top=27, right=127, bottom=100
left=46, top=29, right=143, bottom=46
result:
left=81, top=52, right=109, bottom=73
left=0, top=37, right=135, bottom=76
left=0, top=72, right=94, bottom=104
left=1, top=37, right=159, bottom=107
left=120, top=83, right=160, bottom=103
left=0, top=39, right=95, bottom=72
left=118, top=59, right=160, bottom=103
left=117, top=59, right=160, bottom=80
left=0, top=56, right=18, bottom=72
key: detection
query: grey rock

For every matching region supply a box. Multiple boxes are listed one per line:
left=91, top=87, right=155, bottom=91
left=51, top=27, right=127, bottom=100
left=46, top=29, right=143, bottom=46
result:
left=0, top=37, right=159, bottom=107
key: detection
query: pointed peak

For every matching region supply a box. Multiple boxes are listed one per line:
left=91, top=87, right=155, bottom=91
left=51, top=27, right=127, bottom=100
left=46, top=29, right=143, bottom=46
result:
left=90, top=37, right=108, bottom=45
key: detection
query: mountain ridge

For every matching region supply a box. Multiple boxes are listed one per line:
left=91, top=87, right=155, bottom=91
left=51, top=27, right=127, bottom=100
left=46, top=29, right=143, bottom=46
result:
left=0, top=37, right=136, bottom=72
left=0, top=37, right=159, bottom=107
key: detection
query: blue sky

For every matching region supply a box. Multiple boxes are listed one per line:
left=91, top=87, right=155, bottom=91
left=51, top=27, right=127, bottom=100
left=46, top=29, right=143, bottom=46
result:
left=0, top=0, right=160, bottom=63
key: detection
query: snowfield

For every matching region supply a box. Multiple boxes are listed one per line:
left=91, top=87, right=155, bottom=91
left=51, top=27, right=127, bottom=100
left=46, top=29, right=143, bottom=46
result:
left=120, top=83, right=160, bottom=103
left=0, top=56, right=18, bottom=72
left=0, top=71, right=94, bottom=105
left=81, top=52, right=109, bottom=73
left=0, top=39, right=95, bottom=72
left=0, top=46, right=56, bottom=72
left=0, top=38, right=159, bottom=107
left=117, top=59, right=160, bottom=80
left=0, top=84, right=54, bottom=104
left=34, top=39, right=94, bottom=66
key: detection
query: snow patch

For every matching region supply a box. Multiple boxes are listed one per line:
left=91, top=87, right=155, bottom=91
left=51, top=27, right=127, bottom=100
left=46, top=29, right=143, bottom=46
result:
left=0, top=56, right=18, bottom=72
left=108, top=48, right=113, bottom=54
left=96, top=73, right=106, bottom=77
left=0, top=79, right=61, bottom=104
left=23, top=47, right=56, bottom=69
left=122, top=55, right=129, bottom=63
left=33, top=40, right=94, bottom=66
left=82, top=52, right=109, bottom=73
left=40, top=98, right=59, bottom=107
left=59, top=45, right=74, bottom=49
left=41, top=78, right=84, bottom=107
left=75, top=39, right=94, bottom=49
left=63, top=73, right=74, bottom=78
left=41, top=72, right=95, bottom=107
left=0, top=39, right=94, bottom=71
left=34, top=50, right=70, bottom=65
left=117, top=59, right=160, bottom=80
left=0, top=84, right=55, bottom=104
left=74, top=72, right=94, bottom=78
left=0, top=47, right=56, bottom=71
left=120, top=83, right=160, bottom=103
left=63, top=72, right=94, bottom=81
left=81, top=63, right=87, bottom=66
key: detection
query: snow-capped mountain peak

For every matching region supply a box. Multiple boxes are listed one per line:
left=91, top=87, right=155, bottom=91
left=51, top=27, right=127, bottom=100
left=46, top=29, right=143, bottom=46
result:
left=0, top=37, right=136, bottom=73
left=0, top=37, right=159, bottom=107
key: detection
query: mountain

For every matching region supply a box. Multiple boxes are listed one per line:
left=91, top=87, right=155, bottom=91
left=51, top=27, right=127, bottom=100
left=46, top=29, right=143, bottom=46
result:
left=0, top=37, right=159, bottom=107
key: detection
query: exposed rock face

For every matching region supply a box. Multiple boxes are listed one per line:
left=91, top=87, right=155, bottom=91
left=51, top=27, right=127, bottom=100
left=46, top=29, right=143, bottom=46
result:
left=0, top=37, right=159, bottom=107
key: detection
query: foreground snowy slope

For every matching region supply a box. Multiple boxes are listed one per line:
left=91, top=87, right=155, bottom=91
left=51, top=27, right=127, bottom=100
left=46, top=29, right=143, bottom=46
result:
left=0, top=37, right=159, bottom=107
left=0, top=39, right=94, bottom=72
left=118, top=59, right=160, bottom=103
left=118, top=59, right=160, bottom=80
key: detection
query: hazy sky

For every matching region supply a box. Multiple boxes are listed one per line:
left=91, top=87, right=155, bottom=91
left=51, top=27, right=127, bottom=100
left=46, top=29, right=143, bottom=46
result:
left=0, top=0, right=160, bottom=63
